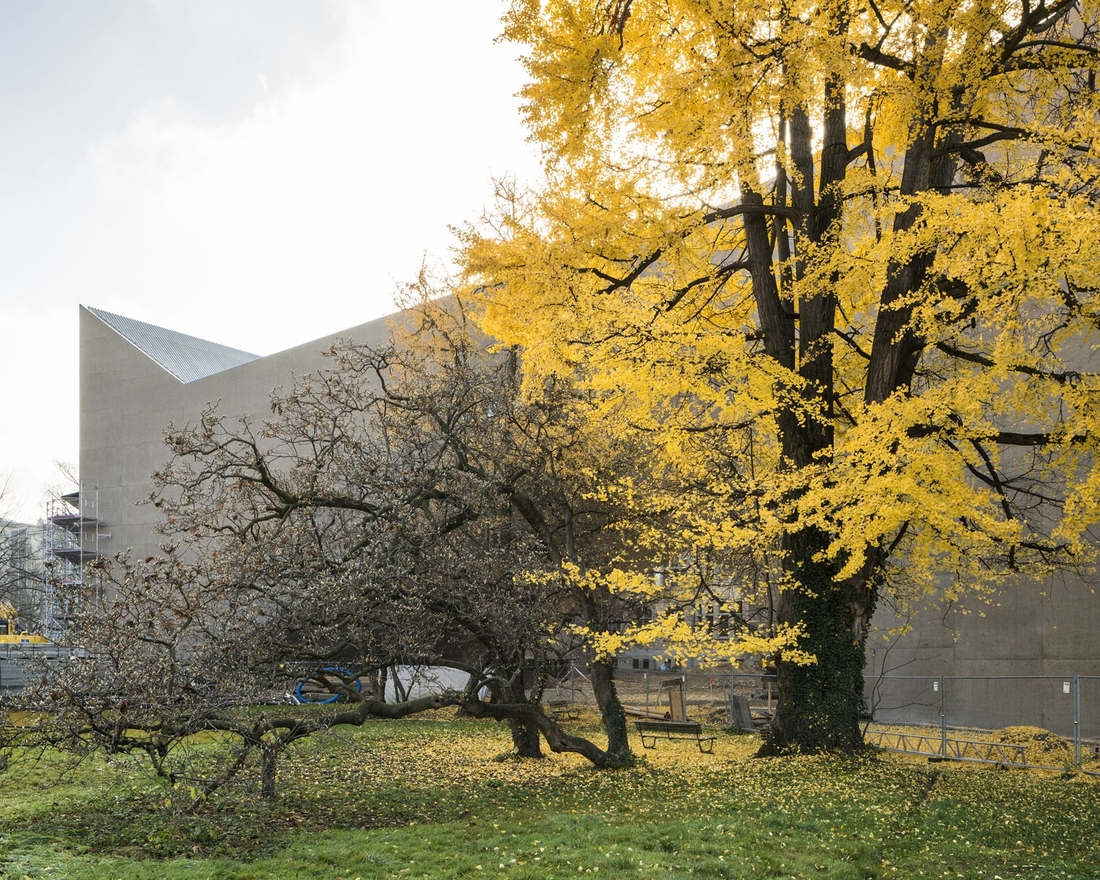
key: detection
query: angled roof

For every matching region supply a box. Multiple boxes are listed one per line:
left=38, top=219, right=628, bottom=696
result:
left=86, top=307, right=261, bottom=383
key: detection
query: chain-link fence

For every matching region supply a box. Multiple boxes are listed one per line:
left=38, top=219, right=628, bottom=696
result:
left=542, top=666, right=1100, bottom=770
left=867, top=673, right=1100, bottom=768
left=541, top=666, right=777, bottom=730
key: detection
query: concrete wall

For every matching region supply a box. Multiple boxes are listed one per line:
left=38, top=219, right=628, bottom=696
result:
left=79, top=306, right=393, bottom=561
left=866, top=568, right=1100, bottom=738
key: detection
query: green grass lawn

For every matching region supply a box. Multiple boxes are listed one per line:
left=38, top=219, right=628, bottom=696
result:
left=1, top=713, right=1098, bottom=878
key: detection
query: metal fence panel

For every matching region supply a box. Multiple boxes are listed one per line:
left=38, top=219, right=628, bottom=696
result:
left=539, top=665, right=1100, bottom=769
left=869, top=675, right=1085, bottom=739
left=866, top=675, right=943, bottom=729
left=1077, top=676, right=1100, bottom=754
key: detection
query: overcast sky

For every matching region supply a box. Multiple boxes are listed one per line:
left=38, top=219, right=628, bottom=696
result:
left=0, top=0, right=537, bottom=523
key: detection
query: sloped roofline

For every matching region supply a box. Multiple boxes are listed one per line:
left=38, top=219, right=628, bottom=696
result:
left=85, top=306, right=261, bottom=383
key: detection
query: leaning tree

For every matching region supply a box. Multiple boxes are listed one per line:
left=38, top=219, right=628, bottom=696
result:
left=377, top=288, right=792, bottom=760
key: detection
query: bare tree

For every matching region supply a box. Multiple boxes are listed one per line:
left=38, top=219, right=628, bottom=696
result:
left=145, top=288, right=658, bottom=766
left=5, top=289, right=675, bottom=800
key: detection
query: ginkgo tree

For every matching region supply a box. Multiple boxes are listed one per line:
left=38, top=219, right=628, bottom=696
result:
left=459, top=0, right=1100, bottom=753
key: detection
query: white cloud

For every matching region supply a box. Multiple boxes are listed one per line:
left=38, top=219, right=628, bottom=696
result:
left=0, top=0, right=537, bottom=522
left=74, top=1, right=534, bottom=352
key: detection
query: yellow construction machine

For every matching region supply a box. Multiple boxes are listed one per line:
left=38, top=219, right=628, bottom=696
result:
left=0, top=603, right=49, bottom=645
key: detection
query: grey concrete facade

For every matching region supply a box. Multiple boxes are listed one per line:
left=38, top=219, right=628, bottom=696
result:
left=865, top=569, right=1100, bottom=739
left=79, top=305, right=392, bottom=562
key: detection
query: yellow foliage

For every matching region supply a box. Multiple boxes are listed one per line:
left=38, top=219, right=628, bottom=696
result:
left=579, top=613, right=813, bottom=668
left=459, top=0, right=1100, bottom=690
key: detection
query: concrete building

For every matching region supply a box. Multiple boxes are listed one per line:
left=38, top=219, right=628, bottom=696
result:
left=80, top=305, right=392, bottom=561
left=77, top=304, right=1100, bottom=738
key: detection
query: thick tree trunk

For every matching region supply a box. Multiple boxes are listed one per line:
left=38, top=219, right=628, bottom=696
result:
left=758, top=108, right=956, bottom=756
left=758, top=528, right=875, bottom=755
left=508, top=718, right=544, bottom=757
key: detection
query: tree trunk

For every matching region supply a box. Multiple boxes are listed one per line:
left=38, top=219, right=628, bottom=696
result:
left=260, top=743, right=278, bottom=800
left=758, top=527, right=875, bottom=755
left=508, top=717, right=544, bottom=757
left=460, top=696, right=620, bottom=767
left=589, top=656, right=631, bottom=765
left=506, top=675, right=543, bottom=758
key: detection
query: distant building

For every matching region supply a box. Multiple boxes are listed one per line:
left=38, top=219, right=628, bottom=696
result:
left=80, top=305, right=392, bottom=565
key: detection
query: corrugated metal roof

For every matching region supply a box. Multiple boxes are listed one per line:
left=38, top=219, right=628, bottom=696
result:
left=87, top=307, right=261, bottom=383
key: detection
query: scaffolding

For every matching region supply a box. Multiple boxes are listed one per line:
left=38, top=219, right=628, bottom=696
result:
left=41, top=486, right=105, bottom=641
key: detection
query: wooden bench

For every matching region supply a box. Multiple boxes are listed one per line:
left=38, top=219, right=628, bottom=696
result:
left=634, top=720, right=717, bottom=753
left=545, top=699, right=579, bottom=721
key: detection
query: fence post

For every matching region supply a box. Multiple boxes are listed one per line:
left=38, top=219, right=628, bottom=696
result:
left=939, top=676, right=947, bottom=757
left=1074, top=674, right=1082, bottom=769
left=729, top=671, right=735, bottom=727
left=644, top=670, right=650, bottom=716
